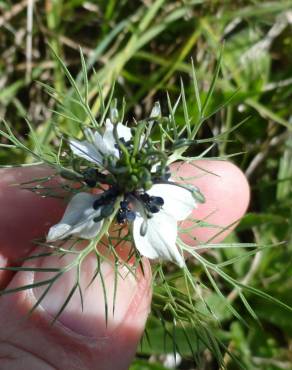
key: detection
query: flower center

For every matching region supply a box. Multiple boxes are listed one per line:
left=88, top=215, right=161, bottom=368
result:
left=116, top=199, right=136, bottom=224
left=116, top=192, right=165, bottom=225
left=91, top=186, right=165, bottom=225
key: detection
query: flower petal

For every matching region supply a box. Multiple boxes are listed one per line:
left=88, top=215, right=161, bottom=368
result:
left=69, top=139, right=103, bottom=164
left=133, top=211, right=185, bottom=267
left=93, top=131, right=109, bottom=155
left=116, top=122, right=132, bottom=142
left=103, top=119, right=132, bottom=157
left=148, top=183, right=196, bottom=221
left=103, top=119, right=119, bottom=157
left=47, top=193, right=102, bottom=242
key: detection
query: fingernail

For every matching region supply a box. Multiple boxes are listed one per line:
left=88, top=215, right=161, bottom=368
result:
left=33, top=252, right=138, bottom=338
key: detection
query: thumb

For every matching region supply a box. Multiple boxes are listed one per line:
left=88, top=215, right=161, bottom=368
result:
left=0, top=250, right=152, bottom=370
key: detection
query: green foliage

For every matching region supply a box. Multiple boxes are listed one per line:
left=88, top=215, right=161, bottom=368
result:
left=0, top=0, right=292, bottom=369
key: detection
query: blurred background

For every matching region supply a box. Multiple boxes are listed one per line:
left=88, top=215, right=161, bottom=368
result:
left=0, top=0, right=292, bottom=369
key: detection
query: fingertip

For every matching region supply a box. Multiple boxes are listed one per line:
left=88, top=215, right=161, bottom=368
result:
left=171, top=160, right=250, bottom=245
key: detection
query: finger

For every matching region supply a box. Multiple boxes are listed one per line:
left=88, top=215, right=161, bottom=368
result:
left=0, top=166, right=65, bottom=262
left=171, top=160, right=250, bottom=245
left=0, top=250, right=152, bottom=370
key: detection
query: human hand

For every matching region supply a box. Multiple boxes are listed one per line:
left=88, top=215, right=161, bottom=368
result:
left=0, top=160, right=249, bottom=370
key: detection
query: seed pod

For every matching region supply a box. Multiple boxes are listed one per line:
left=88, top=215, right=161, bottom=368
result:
left=144, top=180, right=153, bottom=191
left=130, top=174, right=139, bottom=184
left=140, top=168, right=151, bottom=182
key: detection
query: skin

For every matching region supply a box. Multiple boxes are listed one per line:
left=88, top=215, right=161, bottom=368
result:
left=0, top=160, right=249, bottom=370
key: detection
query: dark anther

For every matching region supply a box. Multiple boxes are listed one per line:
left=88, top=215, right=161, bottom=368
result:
left=93, top=204, right=114, bottom=222
left=117, top=198, right=136, bottom=224
left=107, top=187, right=119, bottom=198
left=120, top=199, right=129, bottom=210
left=83, top=168, right=98, bottom=188
left=101, top=204, right=115, bottom=217
left=140, top=193, right=150, bottom=203
left=93, top=187, right=120, bottom=210
left=93, top=215, right=103, bottom=223
left=117, top=209, right=127, bottom=224
left=150, top=196, right=164, bottom=206
left=126, top=210, right=136, bottom=221
left=93, top=197, right=104, bottom=209
left=139, top=191, right=164, bottom=214
left=147, top=204, right=160, bottom=213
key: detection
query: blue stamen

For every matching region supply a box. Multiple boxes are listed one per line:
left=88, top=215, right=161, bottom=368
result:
left=126, top=210, right=136, bottom=221
left=117, top=209, right=127, bottom=224
left=120, top=200, right=129, bottom=210
left=116, top=198, right=136, bottom=224
left=139, top=192, right=164, bottom=215
left=150, top=196, right=164, bottom=206
left=147, top=203, right=160, bottom=213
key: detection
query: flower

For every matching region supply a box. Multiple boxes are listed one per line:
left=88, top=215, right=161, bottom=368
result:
left=132, top=183, right=196, bottom=267
left=69, top=119, right=132, bottom=165
left=47, top=183, right=196, bottom=267
left=47, top=117, right=200, bottom=267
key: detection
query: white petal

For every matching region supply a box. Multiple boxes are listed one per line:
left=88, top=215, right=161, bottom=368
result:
left=103, top=119, right=132, bottom=157
left=116, top=122, right=132, bottom=142
left=148, top=183, right=196, bottom=221
left=103, top=119, right=119, bottom=157
left=93, top=131, right=109, bottom=155
left=47, top=193, right=102, bottom=242
left=133, top=211, right=185, bottom=267
left=150, top=163, right=159, bottom=173
left=84, top=128, right=107, bottom=155
left=69, top=139, right=103, bottom=164
left=150, top=101, right=161, bottom=118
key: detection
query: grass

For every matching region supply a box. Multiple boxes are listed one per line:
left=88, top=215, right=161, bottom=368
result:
left=0, top=0, right=292, bottom=368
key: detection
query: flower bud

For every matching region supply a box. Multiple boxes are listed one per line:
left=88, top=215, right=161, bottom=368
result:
left=150, top=101, right=161, bottom=119
left=110, top=107, right=119, bottom=124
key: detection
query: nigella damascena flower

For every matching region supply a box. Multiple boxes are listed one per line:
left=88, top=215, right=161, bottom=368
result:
left=69, top=118, right=132, bottom=164
left=47, top=114, right=200, bottom=267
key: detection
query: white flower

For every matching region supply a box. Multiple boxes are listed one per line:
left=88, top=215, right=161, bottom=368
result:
left=47, top=183, right=196, bottom=267
left=48, top=115, right=198, bottom=267
left=47, top=192, right=103, bottom=242
left=132, top=183, right=196, bottom=267
left=69, top=119, right=132, bottom=164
